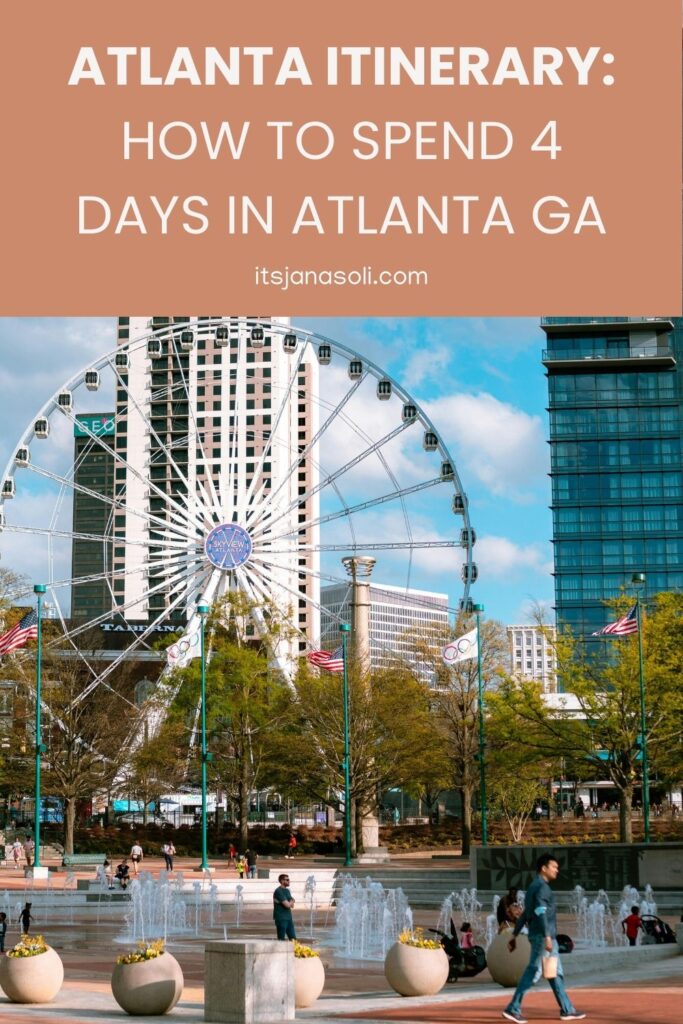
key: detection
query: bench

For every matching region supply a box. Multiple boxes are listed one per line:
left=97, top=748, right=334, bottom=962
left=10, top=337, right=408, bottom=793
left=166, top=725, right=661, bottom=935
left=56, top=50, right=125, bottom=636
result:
left=62, top=854, right=106, bottom=869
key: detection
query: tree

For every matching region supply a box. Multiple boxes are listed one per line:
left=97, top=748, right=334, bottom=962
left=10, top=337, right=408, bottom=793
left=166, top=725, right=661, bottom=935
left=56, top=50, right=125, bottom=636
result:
left=404, top=615, right=509, bottom=855
left=124, top=721, right=188, bottom=824
left=489, top=775, right=547, bottom=843
left=490, top=593, right=683, bottom=843
left=271, top=660, right=438, bottom=855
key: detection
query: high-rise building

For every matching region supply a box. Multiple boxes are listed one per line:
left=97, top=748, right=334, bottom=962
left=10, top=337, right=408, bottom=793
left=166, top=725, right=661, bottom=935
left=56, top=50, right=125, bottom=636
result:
left=113, top=317, right=319, bottom=660
left=543, top=317, right=683, bottom=635
left=507, top=624, right=557, bottom=692
left=71, top=413, right=116, bottom=620
left=320, top=580, right=449, bottom=677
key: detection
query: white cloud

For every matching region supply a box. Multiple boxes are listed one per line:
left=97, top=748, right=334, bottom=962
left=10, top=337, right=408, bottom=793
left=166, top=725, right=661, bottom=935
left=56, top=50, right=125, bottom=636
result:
left=426, top=392, right=548, bottom=503
left=476, top=535, right=553, bottom=581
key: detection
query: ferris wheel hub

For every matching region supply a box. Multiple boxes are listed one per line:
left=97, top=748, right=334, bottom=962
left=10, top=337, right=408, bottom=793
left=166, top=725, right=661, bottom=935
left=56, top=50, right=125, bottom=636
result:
left=204, top=523, right=252, bottom=570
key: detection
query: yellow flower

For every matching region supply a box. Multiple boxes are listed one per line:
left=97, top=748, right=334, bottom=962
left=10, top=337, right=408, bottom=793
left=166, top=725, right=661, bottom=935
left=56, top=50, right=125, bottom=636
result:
left=398, top=928, right=442, bottom=950
left=116, top=939, right=166, bottom=965
left=293, top=941, right=320, bottom=958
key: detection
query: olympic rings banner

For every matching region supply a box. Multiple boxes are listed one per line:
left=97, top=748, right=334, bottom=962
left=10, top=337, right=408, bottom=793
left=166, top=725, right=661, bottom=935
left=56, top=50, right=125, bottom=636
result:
left=442, top=627, right=478, bottom=666
left=167, top=625, right=201, bottom=669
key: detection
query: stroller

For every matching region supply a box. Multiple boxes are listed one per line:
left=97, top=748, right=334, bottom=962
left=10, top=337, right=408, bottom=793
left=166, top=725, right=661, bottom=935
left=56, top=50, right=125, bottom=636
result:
left=428, top=921, right=487, bottom=983
left=640, top=914, right=677, bottom=945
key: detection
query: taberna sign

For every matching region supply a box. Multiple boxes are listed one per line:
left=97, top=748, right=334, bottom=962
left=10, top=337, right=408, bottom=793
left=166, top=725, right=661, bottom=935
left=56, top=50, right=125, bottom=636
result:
left=74, top=413, right=115, bottom=437
left=101, top=622, right=178, bottom=634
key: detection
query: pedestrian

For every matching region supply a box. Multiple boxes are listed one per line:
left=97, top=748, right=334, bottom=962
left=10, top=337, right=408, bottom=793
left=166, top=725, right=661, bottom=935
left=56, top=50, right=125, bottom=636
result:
left=19, top=902, right=33, bottom=935
left=10, top=840, right=22, bottom=870
left=115, top=859, right=130, bottom=889
left=228, top=843, right=237, bottom=868
left=103, top=857, right=114, bottom=888
left=130, top=839, right=144, bottom=875
left=245, top=847, right=258, bottom=879
left=237, top=854, right=246, bottom=879
left=621, top=905, right=643, bottom=947
left=23, top=837, right=35, bottom=868
left=502, top=853, right=586, bottom=1023
left=460, top=922, right=475, bottom=949
left=0, top=912, right=7, bottom=953
left=161, top=840, right=176, bottom=872
left=497, top=887, right=521, bottom=931
left=273, top=872, right=297, bottom=941
left=285, top=834, right=297, bottom=858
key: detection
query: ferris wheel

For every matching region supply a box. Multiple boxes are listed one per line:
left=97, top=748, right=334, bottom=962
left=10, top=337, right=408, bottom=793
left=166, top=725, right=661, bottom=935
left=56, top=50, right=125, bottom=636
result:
left=0, top=318, right=477, bottom=700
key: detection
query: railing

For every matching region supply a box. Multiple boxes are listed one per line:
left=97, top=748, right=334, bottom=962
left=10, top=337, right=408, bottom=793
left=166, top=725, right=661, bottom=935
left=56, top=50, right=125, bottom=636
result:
left=543, top=347, right=674, bottom=361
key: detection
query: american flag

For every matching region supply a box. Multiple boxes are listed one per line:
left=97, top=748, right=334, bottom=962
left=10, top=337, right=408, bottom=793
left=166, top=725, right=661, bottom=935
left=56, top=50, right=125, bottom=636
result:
left=0, top=609, right=39, bottom=656
left=307, top=645, right=344, bottom=673
left=592, top=604, right=638, bottom=637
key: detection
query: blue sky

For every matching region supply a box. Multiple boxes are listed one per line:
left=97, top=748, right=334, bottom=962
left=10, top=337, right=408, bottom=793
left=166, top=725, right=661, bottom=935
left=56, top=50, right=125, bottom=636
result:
left=0, top=317, right=554, bottom=625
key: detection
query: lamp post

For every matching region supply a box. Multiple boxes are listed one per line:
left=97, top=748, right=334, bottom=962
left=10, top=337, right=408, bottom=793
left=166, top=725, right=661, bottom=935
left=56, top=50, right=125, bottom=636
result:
left=339, top=623, right=352, bottom=866
left=196, top=600, right=211, bottom=871
left=473, top=603, right=488, bottom=846
left=631, top=573, right=650, bottom=843
left=33, top=584, right=46, bottom=871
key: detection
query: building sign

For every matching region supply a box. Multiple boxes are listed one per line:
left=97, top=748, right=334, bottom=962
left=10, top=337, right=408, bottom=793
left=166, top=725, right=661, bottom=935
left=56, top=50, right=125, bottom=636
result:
left=101, top=622, right=178, bottom=634
left=74, top=413, right=115, bottom=437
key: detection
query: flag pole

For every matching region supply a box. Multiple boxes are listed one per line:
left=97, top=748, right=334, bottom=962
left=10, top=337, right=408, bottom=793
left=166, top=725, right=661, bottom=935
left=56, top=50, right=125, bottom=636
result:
left=473, top=603, right=488, bottom=847
left=632, top=574, right=650, bottom=843
left=339, top=623, right=352, bottom=867
left=33, top=584, right=46, bottom=870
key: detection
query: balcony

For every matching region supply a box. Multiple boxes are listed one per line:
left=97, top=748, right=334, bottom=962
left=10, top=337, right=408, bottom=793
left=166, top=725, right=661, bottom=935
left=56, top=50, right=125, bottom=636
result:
left=542, top=345, right=675, bottom=371
left=541, top=317, right=675, bottom=330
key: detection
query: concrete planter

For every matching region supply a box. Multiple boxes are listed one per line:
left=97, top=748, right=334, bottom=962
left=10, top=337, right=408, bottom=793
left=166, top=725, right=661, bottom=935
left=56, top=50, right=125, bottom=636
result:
left=0, top=946, right=64, bottom=1003
left=294, top=955, right=325, bottom=1007
left=111, top=952, right=184, bottom=1015
left=486, top=932, right=531, bottom=988
left=384, top=942, right=449, bottom=997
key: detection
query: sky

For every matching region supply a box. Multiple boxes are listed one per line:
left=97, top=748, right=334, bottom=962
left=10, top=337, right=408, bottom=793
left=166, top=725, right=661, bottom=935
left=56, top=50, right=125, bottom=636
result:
left=0, top=316, right=553, bottom=626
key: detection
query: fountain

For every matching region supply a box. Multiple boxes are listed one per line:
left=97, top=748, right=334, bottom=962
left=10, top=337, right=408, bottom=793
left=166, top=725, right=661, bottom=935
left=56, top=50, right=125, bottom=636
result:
left=234, top=884, right=244, bottom=928
left=485, top=895, right=501, bottom=948
left=304, top=875, right=317, bottom=938
left=437, top=887, right=484, bottom=945
left=116, top=874, right=192, bottom=944
left=335, top=877, right=412, bottom=960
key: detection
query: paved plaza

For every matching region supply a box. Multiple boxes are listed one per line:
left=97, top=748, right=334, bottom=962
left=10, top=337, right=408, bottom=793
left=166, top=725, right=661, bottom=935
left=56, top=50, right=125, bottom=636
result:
left=0, top=855, right=680, bottom=1024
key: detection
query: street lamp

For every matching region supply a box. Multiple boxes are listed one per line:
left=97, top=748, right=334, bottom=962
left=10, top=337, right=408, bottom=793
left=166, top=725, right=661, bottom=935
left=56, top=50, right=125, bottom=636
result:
left=339, top=623, right=352, bottom=866
left=33, top=584, right=47, bottom=871
left=472, top=603, right=488, bottom=846
left=196, top=598, right=211, bottom=871
left=631, top=573, right=650, bottom=843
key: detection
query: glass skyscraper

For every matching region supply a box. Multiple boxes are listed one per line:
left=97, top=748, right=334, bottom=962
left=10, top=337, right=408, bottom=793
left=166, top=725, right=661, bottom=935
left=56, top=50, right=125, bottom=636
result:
left=543, top=317, right=683, bottom=635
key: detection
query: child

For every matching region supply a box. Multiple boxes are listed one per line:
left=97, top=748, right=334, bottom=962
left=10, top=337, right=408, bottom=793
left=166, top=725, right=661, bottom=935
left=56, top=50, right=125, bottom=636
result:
left=622, top=905, right=643, bottom=947
left=460, top=921, right=474, bottom=949
left=237, top=855, right=246, bottom=880
left=0, top=912, right=7, bottom=953
left=19, top=902, right=33, bottom=934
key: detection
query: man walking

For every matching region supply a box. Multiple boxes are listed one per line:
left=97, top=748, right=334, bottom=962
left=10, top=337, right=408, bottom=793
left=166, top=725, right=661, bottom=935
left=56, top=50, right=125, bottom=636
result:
left=245, top=847, right=258, bottom=879
left=503, top=854, right=586, bottom=1023
left=273, top=873, right=296, bottom=941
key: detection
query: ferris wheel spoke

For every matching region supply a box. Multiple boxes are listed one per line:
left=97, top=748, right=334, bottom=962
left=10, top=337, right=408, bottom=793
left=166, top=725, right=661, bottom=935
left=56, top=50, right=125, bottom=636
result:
left=242, top=341, right=306, bottom=514
left=22, top=461, right=197, bottom=545
left=263, top=540, right=458, bottom=554
left=66, top=563, right=212, bottom=710
left=261, top=476, right=446, bottom=544
left=1, top=524, right=191, bottom=553
left=250, top=419, right=415, bottom=541
left=168, top=331, right=222, bottom=515
left=49, top=551, right=204, bottom=593
left=249, top=374, right=366, bottom=534
left=108, top=357, right=198, bottom=515
left=58, top=401, right=209, bottom=539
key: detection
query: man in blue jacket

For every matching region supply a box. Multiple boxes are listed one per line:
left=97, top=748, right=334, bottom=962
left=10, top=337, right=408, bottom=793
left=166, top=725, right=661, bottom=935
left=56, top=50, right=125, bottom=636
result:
left=502, top=853, right=585, bottom=1023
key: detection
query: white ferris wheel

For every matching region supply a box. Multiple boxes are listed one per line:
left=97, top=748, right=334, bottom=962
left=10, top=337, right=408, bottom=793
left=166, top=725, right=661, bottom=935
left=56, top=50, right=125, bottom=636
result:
left=0, top=318, right=477, bottom=702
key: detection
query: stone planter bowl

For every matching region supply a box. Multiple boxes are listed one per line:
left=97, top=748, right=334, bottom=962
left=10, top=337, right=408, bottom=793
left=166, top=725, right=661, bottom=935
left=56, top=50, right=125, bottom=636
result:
left=294, top=955, right=325, bottom=1007
left=0, top=946, right=64, bottom=1003
left=111, top=952, right=184, bottom=1015
left=486, top=932, right=532, bottom=987
left=384, top=942, right=449, bottom=997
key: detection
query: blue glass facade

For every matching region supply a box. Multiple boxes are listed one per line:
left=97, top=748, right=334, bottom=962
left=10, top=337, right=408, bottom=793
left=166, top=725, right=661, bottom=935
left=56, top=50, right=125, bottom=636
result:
left=543, top=317, right=683, bottom=635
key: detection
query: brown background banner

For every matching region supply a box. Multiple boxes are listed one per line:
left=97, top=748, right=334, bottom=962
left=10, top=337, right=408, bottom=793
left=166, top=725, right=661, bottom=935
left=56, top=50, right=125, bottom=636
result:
left=0, top=0, right=680, bottom=314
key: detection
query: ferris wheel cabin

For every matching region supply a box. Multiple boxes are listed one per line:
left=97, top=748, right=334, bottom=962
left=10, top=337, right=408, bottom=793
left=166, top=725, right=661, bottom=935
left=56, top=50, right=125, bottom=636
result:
left=84, top=369, right=100, bottom=391
left=34, top=418, right=50, bottom=439
left=317, top=344, right=331, bottom=364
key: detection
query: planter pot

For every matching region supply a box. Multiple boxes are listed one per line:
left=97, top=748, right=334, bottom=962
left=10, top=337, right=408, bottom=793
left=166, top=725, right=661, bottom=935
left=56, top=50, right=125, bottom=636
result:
left=294, top=956, right=325, bottom=1008
left=486, top=932, right=531, bottom=988
left=384, top=943, right=449, bottom=997
left=111, top=953, right=184, bottom=1015
left=0, top=946, right=64, bottom=1003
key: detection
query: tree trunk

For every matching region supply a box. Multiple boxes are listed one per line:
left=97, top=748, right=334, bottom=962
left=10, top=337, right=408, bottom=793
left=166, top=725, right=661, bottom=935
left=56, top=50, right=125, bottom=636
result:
left=618, top=785, right=633, bottom=844
left=238, top=778, right=249, bottom=849
left=355, top=799, right=364, bottom=855
left=460, top=786, right=473, bottom=856
left=64, top=796, right=76, bottom=855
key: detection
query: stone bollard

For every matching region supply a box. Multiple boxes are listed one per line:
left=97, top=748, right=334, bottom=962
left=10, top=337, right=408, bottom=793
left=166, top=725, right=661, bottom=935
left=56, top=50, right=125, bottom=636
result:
left=205, top=940, right=294, bottom=1023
